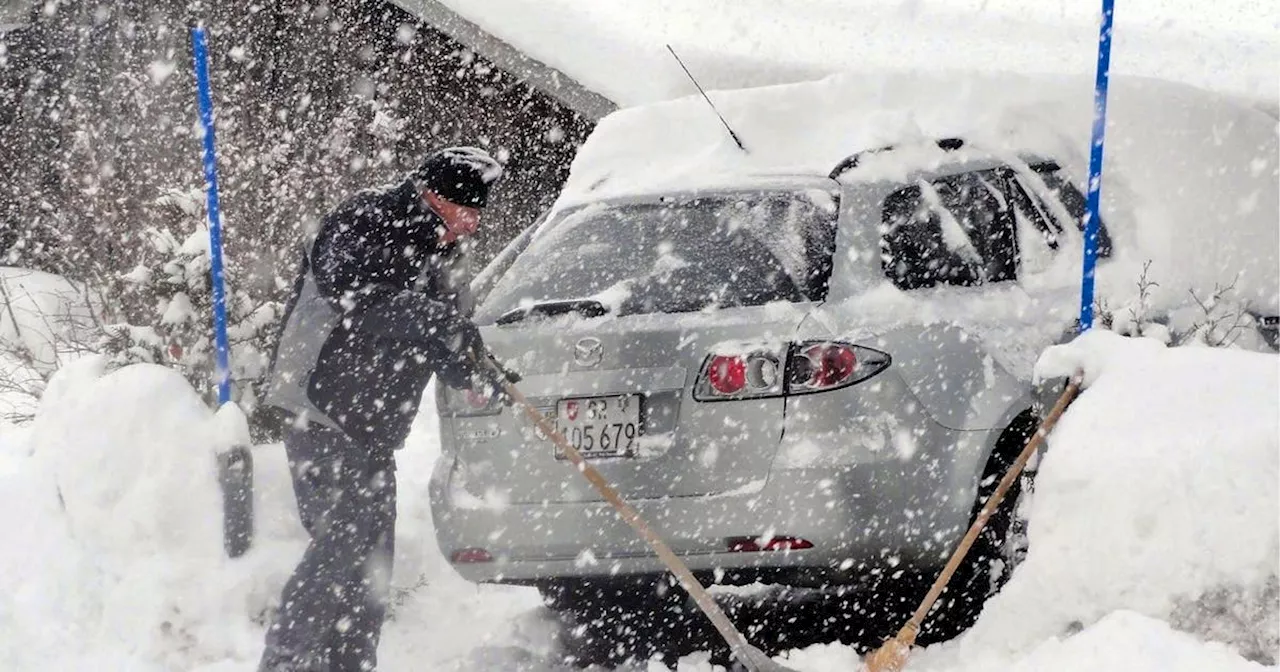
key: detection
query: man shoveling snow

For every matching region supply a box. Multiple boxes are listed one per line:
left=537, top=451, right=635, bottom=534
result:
left=258, top=146, right=510, bottom=672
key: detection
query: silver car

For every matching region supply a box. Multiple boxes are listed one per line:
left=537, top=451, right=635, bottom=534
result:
left=429, top=138, right=1099, bottom=638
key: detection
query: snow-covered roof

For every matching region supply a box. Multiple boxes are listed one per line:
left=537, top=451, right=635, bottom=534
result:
left=550, top=71, right=1279, bottom=314
left=389, top=0, right=617, bottom=119
left=431, top=0, right=1279, bottom=109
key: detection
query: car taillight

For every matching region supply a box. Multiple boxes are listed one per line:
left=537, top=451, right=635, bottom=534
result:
left=707, top=355, right=747, bottom=395
left=450, top=547, right=494, bottom=564
left=790, top=343, right=859, bottom=391
left=438, top=382, right=504, bottom=417
left=726, top=535, right=814, bottom=552
left=695, top=351, right=783, bottom=400
left=695, top=341, right=890, bottom=402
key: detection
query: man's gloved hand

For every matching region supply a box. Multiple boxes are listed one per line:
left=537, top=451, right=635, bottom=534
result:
left=485, top=355, right=522, bottom=385
left=436, top=316, right=523, bottom=399
left=443, top=316, right=485, bottom=362
left=468, top=353, right=521, bottom=407
left=430, top=316, right=486, bottom=391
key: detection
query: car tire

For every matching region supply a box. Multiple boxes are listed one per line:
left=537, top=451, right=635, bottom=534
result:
left=923, top=411, right=1038, bottom=642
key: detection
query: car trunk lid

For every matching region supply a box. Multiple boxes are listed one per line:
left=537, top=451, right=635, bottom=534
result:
left=444, top=305, right=810, bottom=504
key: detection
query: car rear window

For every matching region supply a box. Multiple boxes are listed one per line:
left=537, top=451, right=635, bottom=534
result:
left=475, top=191, right=838, bottom=322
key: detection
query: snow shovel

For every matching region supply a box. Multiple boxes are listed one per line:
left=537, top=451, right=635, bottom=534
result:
left=864, top=373, right=1083, bottom=672
left=474, top=354, right=798, bottom=672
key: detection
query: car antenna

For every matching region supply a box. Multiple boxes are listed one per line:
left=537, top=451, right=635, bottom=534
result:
left=666, top=44, right=748, bottom=153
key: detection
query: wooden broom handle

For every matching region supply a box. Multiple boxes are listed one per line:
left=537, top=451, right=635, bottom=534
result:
left=491, top=373, right=776, bottom=672
left=903, top=373, right=1083, bottom=633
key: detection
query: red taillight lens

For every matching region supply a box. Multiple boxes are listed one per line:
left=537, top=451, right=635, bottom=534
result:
left=450, top=548, right=494, bottom=564
left=696, top=351, right=783, bottom=400
left=707, top=355, right=747, bottom=395
left=726, top=535, right=814, bottom=553
left=785, top=341, right=889, bottom=394
left=466, top=388, right=493, bottom=408
left=695, top=342, right=888, bottom=402
left=763, top=536, right=814, bottom=551
left=804, top=343, right=857, bottom=389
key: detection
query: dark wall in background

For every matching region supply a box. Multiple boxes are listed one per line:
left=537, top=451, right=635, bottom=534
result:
left=0, top=0, right=594, bottom=296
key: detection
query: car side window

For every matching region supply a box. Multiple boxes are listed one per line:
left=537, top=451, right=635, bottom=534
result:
left=879, top=169, right=1018, bottom=290
left=1008, top=160, right=1111, bottom=259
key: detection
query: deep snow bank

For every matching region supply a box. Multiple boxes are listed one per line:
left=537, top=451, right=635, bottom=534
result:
left=0, top=358, right=305, bottom=669
left=912, top=332, right=1276, bottom=670
left=0, top=359, right=543, bottom=671
left=777, top=332, right=1279, bottom=672
left=3, top=333, right=1276, bottom=671
left=987, top=331, right=1280, bottom=659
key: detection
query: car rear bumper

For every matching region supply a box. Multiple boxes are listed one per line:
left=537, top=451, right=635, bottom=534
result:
left=429, top=439, right=983, bottom=587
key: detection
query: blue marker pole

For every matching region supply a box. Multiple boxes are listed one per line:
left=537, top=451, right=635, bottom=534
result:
left=192, top=26, right=232, bottom=404
left=1078, top=0, right=1116, bottom=332
left=193, top=26, right=253, bottom=558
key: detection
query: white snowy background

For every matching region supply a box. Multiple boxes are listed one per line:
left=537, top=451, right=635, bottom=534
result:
left=1, top=1, right=1278, bottom=670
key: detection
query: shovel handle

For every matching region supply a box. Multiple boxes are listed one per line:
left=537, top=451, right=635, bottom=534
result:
left=903, top=373, right=1083, bottom=633
left=475, top=354, right=775, bottom=671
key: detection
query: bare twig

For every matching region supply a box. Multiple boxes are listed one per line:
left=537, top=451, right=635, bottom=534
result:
left=1128, top=260, right=1159, bottom=336
left=1185, top=278, right=1250, bottom=347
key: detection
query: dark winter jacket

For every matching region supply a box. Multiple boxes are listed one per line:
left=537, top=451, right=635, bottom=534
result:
left=264, top=179, right=477, bottom=448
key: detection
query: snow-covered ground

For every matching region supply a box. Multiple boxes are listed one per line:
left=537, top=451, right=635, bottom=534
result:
left=0, top=329, right=1274, bottom=671
left=2, top=3, right=1276, bottom=670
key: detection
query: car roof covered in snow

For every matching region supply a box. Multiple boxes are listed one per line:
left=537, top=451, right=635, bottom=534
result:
left=549, top=71, right=1279, bottom=313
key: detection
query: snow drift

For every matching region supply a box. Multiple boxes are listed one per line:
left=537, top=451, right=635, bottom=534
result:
left=1003, top=330, right=1280, bottom=660
left=774, top=330, right=1279, bottom=672
left=0, top=360, right=543, bottom=671
left=0, top=357, right=304, bottom=669
left=4, top=330, right=1276, bottom=671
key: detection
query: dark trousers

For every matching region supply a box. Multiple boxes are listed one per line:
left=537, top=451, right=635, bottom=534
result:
left=260, top=422, right=397, bottom=672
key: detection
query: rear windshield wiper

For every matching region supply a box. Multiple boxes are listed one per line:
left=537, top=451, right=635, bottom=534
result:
left=496, top=299, right=610, bottom=326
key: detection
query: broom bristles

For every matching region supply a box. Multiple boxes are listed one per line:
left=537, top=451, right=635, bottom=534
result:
left=863, top=624, right=919, bottom=672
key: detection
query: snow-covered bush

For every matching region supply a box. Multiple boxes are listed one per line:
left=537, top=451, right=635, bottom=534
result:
left=0, top=268, right=104, bottom=422
left=100, top=188, right=282, bottom=440
left=1094, top=261, right=1274, bottom=352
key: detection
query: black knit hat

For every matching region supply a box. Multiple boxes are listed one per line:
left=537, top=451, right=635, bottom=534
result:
left=413, top=146, right=504, bottom=208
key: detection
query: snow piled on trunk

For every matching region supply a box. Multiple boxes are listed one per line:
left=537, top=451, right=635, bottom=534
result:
left=552, top=72, right=1279, bottom=316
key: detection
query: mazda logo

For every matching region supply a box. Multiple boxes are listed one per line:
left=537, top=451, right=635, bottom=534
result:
left=573, top=337, right=603, bottom=367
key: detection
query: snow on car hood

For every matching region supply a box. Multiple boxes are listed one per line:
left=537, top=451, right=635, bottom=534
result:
left=554, top=70, right=1279, bottom=314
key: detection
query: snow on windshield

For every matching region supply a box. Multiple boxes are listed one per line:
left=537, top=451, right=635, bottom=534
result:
left=476, top=190, right=837, bottom=322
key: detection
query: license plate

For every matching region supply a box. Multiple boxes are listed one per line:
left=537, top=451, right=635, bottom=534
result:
left=553, top=395, right=642, bottom=459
